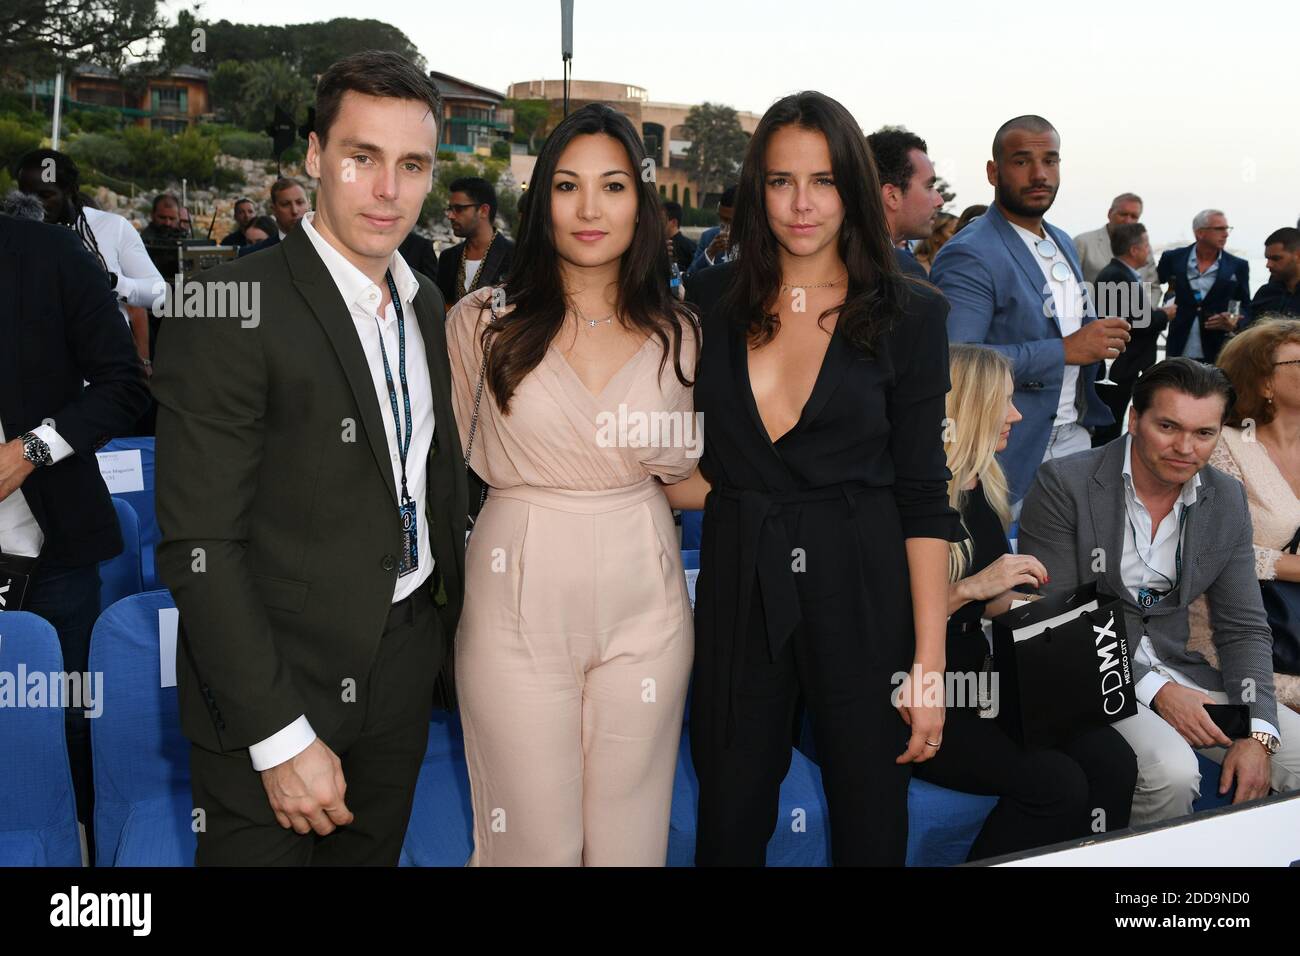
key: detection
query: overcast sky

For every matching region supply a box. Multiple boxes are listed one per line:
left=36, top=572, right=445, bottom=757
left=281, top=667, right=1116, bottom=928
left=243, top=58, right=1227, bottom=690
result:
left=182, top=0, right=1298, bottom=287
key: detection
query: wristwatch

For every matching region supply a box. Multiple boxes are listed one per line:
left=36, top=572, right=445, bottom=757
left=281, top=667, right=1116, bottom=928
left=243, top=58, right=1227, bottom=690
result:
left=17, top=432, right=52, bottom=468
left=1249, top=731, right=1280, bottom=756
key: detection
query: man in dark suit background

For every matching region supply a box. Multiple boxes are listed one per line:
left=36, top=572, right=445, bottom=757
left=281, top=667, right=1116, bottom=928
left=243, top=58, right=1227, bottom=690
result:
left=1157, top=208, right=1252, bottom=364
left=662, top=199, right=696, bottom=274
left=1092, top=223, right=1175, bottom=445
left=0, top=214, right=150, bottom=860
left=154, top=50, right=468, bottom=866
left=236, top=178, right=310, bottom=258
left=867, top=126, right=944, bottom=280
left=434, top=176, right=512, bottom=311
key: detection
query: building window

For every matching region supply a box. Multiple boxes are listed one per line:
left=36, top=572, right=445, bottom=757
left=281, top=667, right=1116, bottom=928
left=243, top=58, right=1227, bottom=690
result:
left=151, top=86, right=188, bottom=114
left=78, top=86, right=124, bottom=108
left=451, top=104, right=492, bottom=123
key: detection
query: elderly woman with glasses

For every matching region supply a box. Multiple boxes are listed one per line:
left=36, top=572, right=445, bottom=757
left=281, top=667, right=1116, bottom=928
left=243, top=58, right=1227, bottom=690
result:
left=1189, top=317, right=1300, bottom=712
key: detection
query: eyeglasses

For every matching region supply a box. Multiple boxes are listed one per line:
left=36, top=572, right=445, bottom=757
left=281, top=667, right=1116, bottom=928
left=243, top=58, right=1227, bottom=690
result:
left=446, top=203, right=480, bottom=213
left=1034, top=237, right=1073, bottom=282
left=1202, top=226, right=1234, bottom=233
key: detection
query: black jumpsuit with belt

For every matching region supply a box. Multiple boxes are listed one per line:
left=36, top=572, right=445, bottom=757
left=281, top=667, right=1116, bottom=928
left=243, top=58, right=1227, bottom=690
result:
left=687, top=262, right=964, bottom=866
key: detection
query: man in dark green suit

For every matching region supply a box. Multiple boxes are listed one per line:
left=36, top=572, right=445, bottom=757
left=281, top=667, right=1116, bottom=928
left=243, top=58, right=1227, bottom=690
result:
left=153, top=51, right=467, bottom=865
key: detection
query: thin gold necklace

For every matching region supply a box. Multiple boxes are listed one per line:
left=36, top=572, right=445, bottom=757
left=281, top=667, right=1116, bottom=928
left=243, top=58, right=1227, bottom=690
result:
left=780, top=274, right=847, bottom=291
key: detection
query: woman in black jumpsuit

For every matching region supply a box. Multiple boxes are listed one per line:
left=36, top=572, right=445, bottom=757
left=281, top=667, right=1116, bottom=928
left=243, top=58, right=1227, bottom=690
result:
left=669, top=92, right=963, bottom=865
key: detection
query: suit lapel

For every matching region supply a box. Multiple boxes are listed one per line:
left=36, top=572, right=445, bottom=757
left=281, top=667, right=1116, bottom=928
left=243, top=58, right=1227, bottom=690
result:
left=283, top=229, right=399, bottom=511
left=1206, top=253, right=1235, bottom=302
left=989, top=206, right=1060, bottom=335
left=1089, top=441, right=1130, bottom=602
left=412, top=285, right=453, bottom=474
left=1175, top=482, right=1214, bottom=610
left=482, top=235, right=508, bottom=288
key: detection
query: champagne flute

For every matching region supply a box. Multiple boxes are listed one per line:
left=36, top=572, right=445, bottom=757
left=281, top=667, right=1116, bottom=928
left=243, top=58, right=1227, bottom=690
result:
left=1095, top=316, right=1123, bottom=387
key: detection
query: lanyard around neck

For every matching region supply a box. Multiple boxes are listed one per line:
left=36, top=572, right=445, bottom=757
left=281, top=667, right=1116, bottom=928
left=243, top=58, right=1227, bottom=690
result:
left=373, top=269, right=413, bottom=504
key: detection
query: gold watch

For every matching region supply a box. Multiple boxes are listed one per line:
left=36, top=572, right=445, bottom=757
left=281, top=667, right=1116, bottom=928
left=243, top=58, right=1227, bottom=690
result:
left=1249, top=731, right=1280, bottom=756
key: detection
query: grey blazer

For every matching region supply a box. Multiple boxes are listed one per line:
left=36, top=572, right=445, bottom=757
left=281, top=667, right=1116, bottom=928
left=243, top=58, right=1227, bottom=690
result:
left=1018, top=438, right=1279, bottom=729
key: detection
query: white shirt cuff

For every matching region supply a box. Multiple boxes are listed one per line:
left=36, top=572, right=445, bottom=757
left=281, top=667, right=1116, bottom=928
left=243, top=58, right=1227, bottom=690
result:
left=1251, top=718, right=1281, bottom=742
left=248, top=715, right=317, bottom=771
left=30, top=424, right=75, bottom=465
left=1135, top=671, right=1171, bottom=709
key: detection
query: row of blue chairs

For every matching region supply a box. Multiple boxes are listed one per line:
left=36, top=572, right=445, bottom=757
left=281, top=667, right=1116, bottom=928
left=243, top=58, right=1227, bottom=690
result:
left=1, top=441, right=1226, bottom=865
left=2, top=586, right=1232, bottom=867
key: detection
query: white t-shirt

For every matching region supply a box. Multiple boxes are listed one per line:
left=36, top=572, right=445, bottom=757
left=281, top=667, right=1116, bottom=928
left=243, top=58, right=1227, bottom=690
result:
left=463, top=257, right=482, bottom=289
left=1010, top=220, right=1085, bottom=427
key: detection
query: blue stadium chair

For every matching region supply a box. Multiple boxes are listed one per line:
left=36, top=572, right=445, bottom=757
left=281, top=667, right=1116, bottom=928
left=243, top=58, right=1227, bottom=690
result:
left=1192, top=752, right=1234, bottom=812
left=399, top=711, right=475, bottom=866
left=99, top=497, right=143, bottom=612
left=796, top=711, right=998, bottom=865
left=89, top=590, right=195, bottom=866
left=905, top=778, right=1000, bottom=866
left=680, top=510, right=704, bottom=551
left=98, top=438, right=159, bottom=589
left=0, top=612, right=83, bottom=866
left=668, top=732, right=831, bottom=866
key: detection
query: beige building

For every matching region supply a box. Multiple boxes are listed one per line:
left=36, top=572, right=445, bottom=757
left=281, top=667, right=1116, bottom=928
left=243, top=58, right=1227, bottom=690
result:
left=506, top=79, right=760, bottom=208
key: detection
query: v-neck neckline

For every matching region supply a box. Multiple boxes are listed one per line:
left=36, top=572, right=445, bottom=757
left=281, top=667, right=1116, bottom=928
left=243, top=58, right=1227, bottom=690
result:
left=549, top=334, right=656, bottom=405
left=739, top=319, right=841, bottom=448
left=1249, top=431, right=1300, bottom=504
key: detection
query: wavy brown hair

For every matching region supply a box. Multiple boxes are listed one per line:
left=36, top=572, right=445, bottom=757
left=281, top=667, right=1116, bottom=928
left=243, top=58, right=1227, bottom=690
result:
left=478, top=103, right=697, bottom=413
left=1217, top=316, right=1300, bottom=428
left=717, top=90, right=910, bottom=354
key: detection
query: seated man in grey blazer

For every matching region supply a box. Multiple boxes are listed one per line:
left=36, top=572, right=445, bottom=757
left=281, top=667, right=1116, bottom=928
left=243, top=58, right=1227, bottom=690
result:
left=1019, top=358, right=1300, bottom=825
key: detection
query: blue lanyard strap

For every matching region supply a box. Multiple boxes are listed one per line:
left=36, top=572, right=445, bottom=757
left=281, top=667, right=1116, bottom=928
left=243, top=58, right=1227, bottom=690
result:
left=374, top=269, right=413, bottom=503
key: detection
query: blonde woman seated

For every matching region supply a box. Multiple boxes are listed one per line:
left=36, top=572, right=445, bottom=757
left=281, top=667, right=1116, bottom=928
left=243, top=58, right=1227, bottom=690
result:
left=1194, top=318, right=1300, bottom=711
left=911, top=344, right=1137, bottom=858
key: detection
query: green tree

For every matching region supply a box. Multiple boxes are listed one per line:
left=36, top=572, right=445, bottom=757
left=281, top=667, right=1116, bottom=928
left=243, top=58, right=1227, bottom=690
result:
left=230, top=59, right=313, bottom=135
left=209, top=61, right=247, bottom=123
left=935, top=176, right=957, bottom=209
left=3, top=0, right=166, bottom=75
left=161, top=16, right=425, bottom=77
left=503, top=98, right=550, bottom=154
left=0, top=117, right=43, bottom=172
left=681, top=102, right=746, bottom=202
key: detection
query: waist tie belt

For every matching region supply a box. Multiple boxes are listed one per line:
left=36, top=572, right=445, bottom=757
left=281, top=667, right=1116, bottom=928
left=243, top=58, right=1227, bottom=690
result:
left=708, top=481, right=887, bottom=747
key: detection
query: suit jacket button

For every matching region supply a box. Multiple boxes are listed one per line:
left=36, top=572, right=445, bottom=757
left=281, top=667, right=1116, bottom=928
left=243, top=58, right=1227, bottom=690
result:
left=381, top=555, right=396, bottom=571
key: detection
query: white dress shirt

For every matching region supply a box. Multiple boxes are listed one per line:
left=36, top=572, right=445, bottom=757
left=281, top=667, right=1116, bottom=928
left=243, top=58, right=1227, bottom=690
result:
left=1120, top=435, right=1281, bottom=740
left=246, top=211, right=436, bottom=770
left=83, top=207, right=165, bottom=324
left=1010, top=220, right=1085, bottom=428
left=1183, top=248, right=1222, bottom=361
left=0, top=424, right=77, bottom=558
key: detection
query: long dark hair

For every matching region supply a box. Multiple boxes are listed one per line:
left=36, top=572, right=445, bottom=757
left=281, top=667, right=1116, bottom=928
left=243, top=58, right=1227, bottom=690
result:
left=14, top=148, right=110, bottom=275
left=720, top=91, right=907, bottom=355
left=479, top=103, right=697, bottom=413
